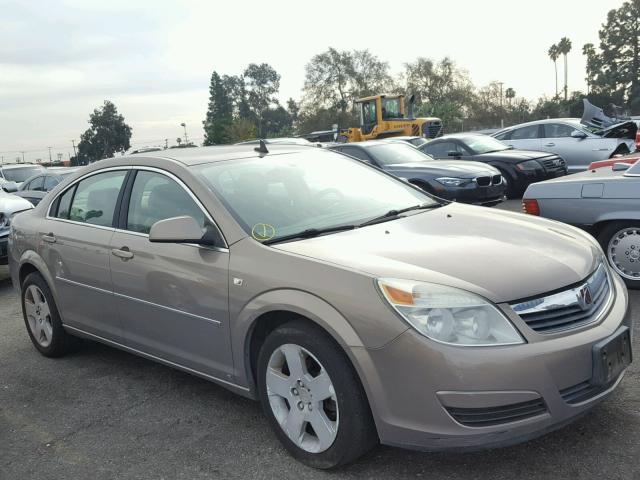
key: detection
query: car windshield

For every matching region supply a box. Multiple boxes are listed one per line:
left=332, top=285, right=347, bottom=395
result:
left=2, top=166, right=45, bottom=183
left=367, top=143, right=433, bottom=165
left=463, top=136, right=509, bottom=154
left=194, top=150, right=435, bottom=243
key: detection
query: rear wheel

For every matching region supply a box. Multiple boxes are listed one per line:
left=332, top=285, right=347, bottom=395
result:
left=257, top=321, right=377, bottom=469
left=21, top=272, right=80, bottom=357
left=598, top=222, right=640, bottom=289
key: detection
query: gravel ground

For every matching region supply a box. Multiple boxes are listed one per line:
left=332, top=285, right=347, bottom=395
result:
left=1, top=200, right=638, bottom=479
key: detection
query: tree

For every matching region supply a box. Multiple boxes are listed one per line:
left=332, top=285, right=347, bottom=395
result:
left=548, top=44, right=560, bottom=99
left=225, top=118, right=257, bottom=143
left=243, top=63, right=281, bottom=137
left=505, top=87, right=516, bottom=106
left=203, top=71, right=234, bottom=145
left=77, top=100, right=131, bottom=163
left=582, top=43, right=598, bottom=94
left=557, top=37, right=572, bottom=101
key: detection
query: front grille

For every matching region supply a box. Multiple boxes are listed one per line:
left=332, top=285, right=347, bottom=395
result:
left=476, top=176, right=491, bottom=187
left=446, top=398, right=547, bottom=427
left=492, top=174, right=502, bottom=185
left=559, top=376, right=619, bottom=405
left=541, top=156, right=566, bottom=170
left=510, top=264, right=611, bottom=334
left=424, top=122, right=443, bottom=139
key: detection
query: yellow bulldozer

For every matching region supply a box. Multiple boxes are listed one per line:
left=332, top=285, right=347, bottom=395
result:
left=339, top=94, right=443, bottom=142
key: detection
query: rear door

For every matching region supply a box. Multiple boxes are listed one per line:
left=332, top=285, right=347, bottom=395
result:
left=39, top=168, right=129, bottom=341
left=109, top=168, right=233, bottom=379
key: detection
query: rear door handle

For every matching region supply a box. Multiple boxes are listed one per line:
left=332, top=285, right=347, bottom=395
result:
left=545, top=142, right=556, bottom=147
left=111, top=247, right=134, bottom=260
left=42, top=233, right=56, bottom=243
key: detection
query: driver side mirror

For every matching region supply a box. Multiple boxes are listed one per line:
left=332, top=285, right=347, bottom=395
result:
left=2, top=181, right=18, bottom=193
left=149, top=216, right=222, bottom=246
left=571, top=130, right=587, bottom=139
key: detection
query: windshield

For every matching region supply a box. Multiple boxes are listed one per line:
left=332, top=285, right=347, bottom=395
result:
left=2, top=166, right=45, bottom=183
left=368, top=143, right=433, bottom=166
left=194, top=150, right=435, bottom=243
left=463, top=136, right=510, bottom=154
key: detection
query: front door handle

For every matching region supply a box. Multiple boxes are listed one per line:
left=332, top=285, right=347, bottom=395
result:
left=111, top=247, right=134, bottom=260
left=545, top=142, right=556, bottom=147
left=42, top=233, right=56, bottom=243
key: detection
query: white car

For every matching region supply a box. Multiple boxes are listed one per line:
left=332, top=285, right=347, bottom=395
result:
left=492, top=118, right=635, bottom=173
left=0, top=164, right=46, bottom=188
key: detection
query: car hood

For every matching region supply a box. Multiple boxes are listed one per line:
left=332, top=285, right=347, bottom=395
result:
left=385, top=160, right=499, bottom=178
left=476, top=149, right=556, bottom=163
left=0, top=192, right=34, bottom=215
left=273, top=203, right=600, bottom=303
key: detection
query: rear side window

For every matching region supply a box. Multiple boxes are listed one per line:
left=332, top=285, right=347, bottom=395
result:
left=28, top=176, right=45, bottom=191
left=68, top=171, right=127, bottom=226
left=126, top=170, right=206, bottom=234
left=511, top=125, right=541, bottom=140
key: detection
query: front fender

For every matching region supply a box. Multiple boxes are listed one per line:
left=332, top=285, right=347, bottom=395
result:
left=232, top=288, right=366, bottom=392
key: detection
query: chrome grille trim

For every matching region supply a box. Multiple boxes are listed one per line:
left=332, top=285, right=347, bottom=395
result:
left=510, top=264, right=612, bottom=334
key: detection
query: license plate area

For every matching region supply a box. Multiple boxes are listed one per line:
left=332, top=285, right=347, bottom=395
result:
left=592, top=326, right=632, bottom=386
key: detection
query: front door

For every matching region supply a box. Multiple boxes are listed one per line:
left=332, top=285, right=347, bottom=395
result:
left=109, top=169, right=233, bottom=379
left=39, top=169, right=129, bottom=341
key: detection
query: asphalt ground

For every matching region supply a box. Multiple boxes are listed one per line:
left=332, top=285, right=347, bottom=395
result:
left=1, top=200, right=639, bottom=479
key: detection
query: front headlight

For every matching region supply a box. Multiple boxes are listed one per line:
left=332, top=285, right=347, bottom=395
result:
left=516, top=160, right=542, bottom=171
left=0, top=213, right=10, bottom=231
left=378, top=279, right=524, bottom=346
left=435, top=177, right=471, bottom=187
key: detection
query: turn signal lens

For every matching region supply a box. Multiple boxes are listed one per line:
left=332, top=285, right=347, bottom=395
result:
left=381, top=284, right=414, bottom=306
left=522, top=199, right=540, bottom=216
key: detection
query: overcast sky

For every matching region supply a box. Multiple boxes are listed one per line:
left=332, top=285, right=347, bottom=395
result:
left=0, top=0, right=622, bottom=162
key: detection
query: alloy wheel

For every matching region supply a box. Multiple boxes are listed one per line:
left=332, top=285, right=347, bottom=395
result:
left=608, top=227, right=640, bottom=280
left=265, top=343, right=339, bottom=453
left=24, top=285, right=53, bottom=348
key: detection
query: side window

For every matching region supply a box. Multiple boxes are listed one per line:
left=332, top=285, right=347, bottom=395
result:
left=28, top=176, right=45, bottom=191
left=68, top=171, right=128, bottom=226
left=494, top=131, right=512, bottom=140
left=44, top=176, right=59, bottom=191
left=341, top=147, right=372, bottom=163
left=55, top=186, right=76, bottom=219
left=423, top=142, right=454, bottom=158
left=544, top=123, right=576, bottom=138
left=126, top=171, right=206, bottom=234
left=511, top=125, right=541, bottom=140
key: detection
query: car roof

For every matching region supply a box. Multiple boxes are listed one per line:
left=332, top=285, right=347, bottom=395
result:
left=0, top=163, right=43, bottom=170
left=428, top=133, right=485, bottom=141
left=116, top=144, right=326, bottom=166
left=496, top=118, right=580, bottom=132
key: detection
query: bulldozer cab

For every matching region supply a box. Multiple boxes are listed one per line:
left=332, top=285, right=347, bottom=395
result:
left=357, top=95, right=406, bottom=134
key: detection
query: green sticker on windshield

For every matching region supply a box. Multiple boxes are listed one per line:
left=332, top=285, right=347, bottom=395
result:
left=252, top=223, right=276, bottom=241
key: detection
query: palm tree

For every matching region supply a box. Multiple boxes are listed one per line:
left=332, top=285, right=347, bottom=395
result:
left=548, top=44, right=560, bottom=100
left=558, top=37, right=572, bottom=101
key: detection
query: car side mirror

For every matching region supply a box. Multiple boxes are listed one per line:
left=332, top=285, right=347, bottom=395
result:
left=149, top=216, right=220, bottom=246
left=2, top=181, right=18, bottom=193
left=571, top=130, right=587, bottom=139
left=448, top=151, right=461, bottom=157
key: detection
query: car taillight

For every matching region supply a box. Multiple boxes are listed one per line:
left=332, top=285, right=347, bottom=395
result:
left=522, top=199, right=540, bottom=215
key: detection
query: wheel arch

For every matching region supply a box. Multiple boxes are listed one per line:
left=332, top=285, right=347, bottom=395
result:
left=17, top=250, right=56, bottom=295
left=591, top=216, right=640, bottom=237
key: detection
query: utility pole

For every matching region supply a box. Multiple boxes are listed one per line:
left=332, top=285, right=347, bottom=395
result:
left=71, top=140, right=77, bottom=158
left=48, top=146, right=52, bottom=163
left=180, top=123, right=189, bottom=145
left=164, top=138, right=169, bottom=149
left=21, top=151, right=25, bottom=163
left=498, top=82, right=504, bottom=129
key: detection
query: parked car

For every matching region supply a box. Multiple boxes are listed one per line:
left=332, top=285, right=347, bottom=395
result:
left=236, top=137, right=313, bottom=146
left=386, top=135, right=429, bottom=147
left=0, top=164, right=46, bottom=188
left=419, top=133, right=567, bottom=198
left=523, top=160, right=640, bottom=289
left=329, top=141, right=506, bottom=206
left=9, top=145, right=631, bottom=468
left=589, top=153, right=640, bottom=170
left=0, top=192, right=33, bottom=264
left=16, top=167, right=81, bottom=206
left=492, top=119, right=635, bottom=173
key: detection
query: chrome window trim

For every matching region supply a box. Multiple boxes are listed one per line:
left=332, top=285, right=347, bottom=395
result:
left=57, top=276, right=222, bottom=325
left=45, top=165, right=228, bottom=249
left=62, top=325, right=248, bottom=392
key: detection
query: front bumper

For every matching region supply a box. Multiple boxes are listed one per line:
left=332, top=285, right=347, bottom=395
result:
left=351, top=272, right=631, bottom=451
left=431, top=182, right=506, bottom=206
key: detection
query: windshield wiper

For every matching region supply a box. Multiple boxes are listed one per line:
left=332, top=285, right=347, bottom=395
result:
left=262, top=224, right=356, bottom=245
left=357, top=203, right=442, bottom=228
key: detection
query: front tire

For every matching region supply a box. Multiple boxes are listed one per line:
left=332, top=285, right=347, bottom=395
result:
left=21, top=272, right=80, bottom=357
left=598, top=222, right=640, bottom=289
left=257, top=321, right=377, bottom=469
